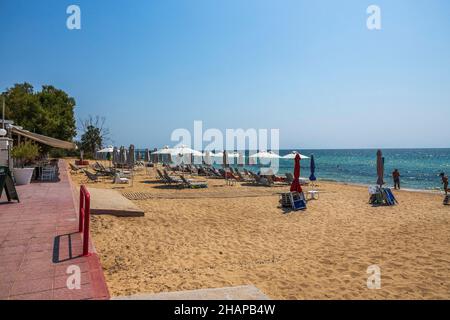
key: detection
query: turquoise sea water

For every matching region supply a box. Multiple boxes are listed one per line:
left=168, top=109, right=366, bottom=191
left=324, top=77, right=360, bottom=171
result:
left=276, top=149, right=450, bottom=191
left=223, top=149, right=449, bottom=191
left=137, top=148, right=449, bottom=191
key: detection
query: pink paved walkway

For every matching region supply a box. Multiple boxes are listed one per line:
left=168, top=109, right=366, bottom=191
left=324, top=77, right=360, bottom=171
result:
left=0, top=160, right=109, bottom=300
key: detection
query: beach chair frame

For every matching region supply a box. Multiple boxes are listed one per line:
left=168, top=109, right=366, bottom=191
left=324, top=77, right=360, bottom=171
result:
left=290, top=192, right=307, bottom=211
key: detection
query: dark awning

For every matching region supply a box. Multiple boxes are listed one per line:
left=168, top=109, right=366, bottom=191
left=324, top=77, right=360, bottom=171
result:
left=11, top=127, right=77, bottom=150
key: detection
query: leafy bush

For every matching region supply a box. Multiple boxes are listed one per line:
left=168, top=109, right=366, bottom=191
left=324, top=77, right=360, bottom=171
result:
left=49, top=148, right=66, bottom=158
left=11, top=141, right=40, bottom=167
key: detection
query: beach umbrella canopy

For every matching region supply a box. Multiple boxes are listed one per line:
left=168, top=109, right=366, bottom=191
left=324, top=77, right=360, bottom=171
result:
left=227, top=151, right=241, bottom=158
left=309, top=154, right=317, bottom=182
left=98, top=146, right=114, bottom=153
left=153, top=146, right=175, bottom=155
left=290, top=153, right=302, bottom=193
left=211, top=151, right=224, bottom=157
left=283, top=151, right=309, bottom=160
left=171, top=145, right=203, bottom=157
left=376, top=149, right=384, bottom=186
left=213, top=151, right=240, bottom=158
left=249, top=151, right=281, bottom=159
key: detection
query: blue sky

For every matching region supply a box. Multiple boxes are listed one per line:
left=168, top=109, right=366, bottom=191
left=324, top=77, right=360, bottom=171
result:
left=1, top=0, right=449, bottom=149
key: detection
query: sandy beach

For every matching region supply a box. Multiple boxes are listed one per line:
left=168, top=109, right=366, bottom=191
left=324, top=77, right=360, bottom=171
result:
left=69, top=161, right=450, bottom=300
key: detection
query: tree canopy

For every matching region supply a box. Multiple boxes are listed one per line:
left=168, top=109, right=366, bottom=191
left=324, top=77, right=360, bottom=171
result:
left=2, top=82, right=77, bottom=142
left=79, top=115, right=110, bottom=157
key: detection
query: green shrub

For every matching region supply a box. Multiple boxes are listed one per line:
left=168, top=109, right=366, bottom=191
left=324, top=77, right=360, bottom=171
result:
left=49, top=148, right=66, bottom=158
left=11, top=141, right=40, bottom=167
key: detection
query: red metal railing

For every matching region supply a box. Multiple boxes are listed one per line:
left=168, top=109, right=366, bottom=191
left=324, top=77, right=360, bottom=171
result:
left=79, top=185, right=91, bottom=256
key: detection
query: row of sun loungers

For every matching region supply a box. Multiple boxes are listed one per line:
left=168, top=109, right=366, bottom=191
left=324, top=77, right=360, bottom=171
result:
left=72, top=161, right=308, bottom=188
left=156, top=169, right=208, bottom=188
left=70, top=162, right=132, bottom=184
left=160, top=164, right=307, bottom=187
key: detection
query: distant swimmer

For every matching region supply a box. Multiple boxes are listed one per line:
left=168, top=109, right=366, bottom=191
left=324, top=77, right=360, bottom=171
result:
left=440, top=172, right=448, bottom=195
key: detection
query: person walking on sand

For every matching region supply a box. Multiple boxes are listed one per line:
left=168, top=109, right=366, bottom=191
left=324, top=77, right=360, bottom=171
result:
left=440, top=172, right=448, bottom=195
left=392, top=169, right=401, bottom=190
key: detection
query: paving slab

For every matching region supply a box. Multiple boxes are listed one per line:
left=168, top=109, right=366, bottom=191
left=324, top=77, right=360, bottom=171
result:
left=113, top=285, right=270, bottom=300
left=87, top=188, right=145, bottom=217
left=0, top=160, right=109, bottom=300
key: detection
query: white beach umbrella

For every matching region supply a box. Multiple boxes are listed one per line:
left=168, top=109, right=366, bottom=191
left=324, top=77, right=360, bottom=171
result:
left=227, top=152, right=241, bottom=158
left=282, top=151, right=309, bottom=160
left=153, top=146, right=175, bottom=155
left=171, top=145, right=203, bottom=157
left=97, top=146, right=114, bottom=153
left=211, top=151, right=223, bottom=157
left=249, top=150, right=281, bottom=159
left=212, top=151, right=239, bottom=158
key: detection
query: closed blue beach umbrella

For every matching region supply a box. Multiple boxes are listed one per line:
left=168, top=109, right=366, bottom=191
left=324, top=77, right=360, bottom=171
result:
left=309, top=154, right=317, bottom=182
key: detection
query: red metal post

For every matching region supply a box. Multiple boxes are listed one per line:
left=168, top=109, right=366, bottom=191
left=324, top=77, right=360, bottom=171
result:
left=79, top=190, right=84, bottom=233
left=79, top=185, right=91, bottom=257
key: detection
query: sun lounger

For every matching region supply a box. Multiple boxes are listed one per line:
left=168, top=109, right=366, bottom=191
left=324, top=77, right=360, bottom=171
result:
left=187, top=164, right=198, bottom=174
left=163, top=170, right=183, bottom=184
left=248, top=171, right=273, bottom=186
left=225, top=168, right=239, bottom=181
left=369, top=186, right=397, bottom=206
left=279, top=192, right=307, bottom=211
left=235, top=169, right=252, bottom=182
left=156, top=169, right=169, bottom=183
left=180, top=175, right=208, bottom=188
left=83, top=170, right=99, bottom=183
left=113, top=173, right=129, bottom=184
left=299, top=177, right=309, bottom=186
left=306, top=190, right=320, bottom=200
left=69, top=163, right=82, bottom=174
left=93, top=167, right=115, bottom=177
left=195, top=165, right=208, bottom=176
left=290, top=192, right=307, bottom=211
left=210, top=167, right=223, bottom=178
left=279, top=192, right=292, bottom=208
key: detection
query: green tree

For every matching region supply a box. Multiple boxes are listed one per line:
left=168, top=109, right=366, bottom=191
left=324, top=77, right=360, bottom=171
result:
left=79, top=115, right=110, bottom=157
left=2, top=83, right=77, bottom=141
left=38, top=85, right=77, bottom=141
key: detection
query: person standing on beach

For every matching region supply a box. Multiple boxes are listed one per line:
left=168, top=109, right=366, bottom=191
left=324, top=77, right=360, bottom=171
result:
left=440, top=173, right=448, bottom=195
left=392, top=169, right=401, bottom=190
